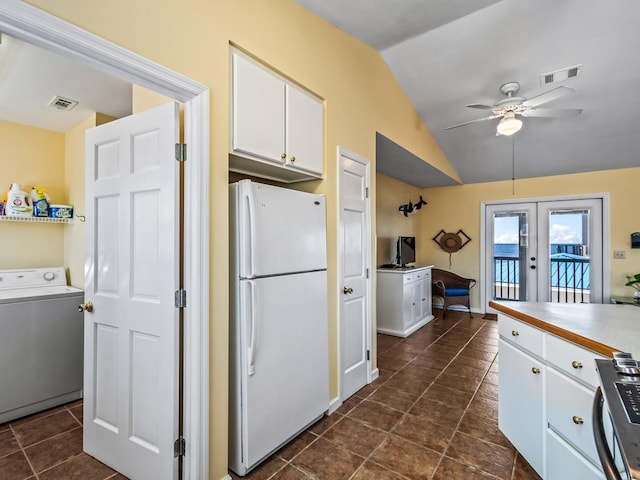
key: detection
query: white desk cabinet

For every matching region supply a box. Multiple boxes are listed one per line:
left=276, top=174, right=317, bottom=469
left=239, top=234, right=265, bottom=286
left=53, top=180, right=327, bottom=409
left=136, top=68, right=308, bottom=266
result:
left=376, top=266, right=433, bottom=337
left=231, top=52, right=323, bottom=183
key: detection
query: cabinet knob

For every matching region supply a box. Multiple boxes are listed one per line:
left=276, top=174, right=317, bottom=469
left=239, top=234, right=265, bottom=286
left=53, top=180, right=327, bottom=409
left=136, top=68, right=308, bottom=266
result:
left=280, top=153, right=287, bottom=159
left=531, top=367, right=541, bottom=374
left=571, top=361, right=583, bottom=369
left=511, top=330, right=519, bottom=337
left=572, top=416, right=584, bottom=425
left=290, top=156, right=296, bottom=162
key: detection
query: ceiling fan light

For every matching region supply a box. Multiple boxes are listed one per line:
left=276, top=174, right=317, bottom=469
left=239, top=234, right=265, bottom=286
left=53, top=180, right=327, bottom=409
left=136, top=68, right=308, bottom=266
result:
left=497, top=112, right=523, bottom=136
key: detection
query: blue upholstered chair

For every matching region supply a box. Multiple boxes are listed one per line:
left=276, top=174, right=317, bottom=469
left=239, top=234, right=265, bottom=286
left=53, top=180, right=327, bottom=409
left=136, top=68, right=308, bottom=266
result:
left=432, top=268, right=476, bottom=318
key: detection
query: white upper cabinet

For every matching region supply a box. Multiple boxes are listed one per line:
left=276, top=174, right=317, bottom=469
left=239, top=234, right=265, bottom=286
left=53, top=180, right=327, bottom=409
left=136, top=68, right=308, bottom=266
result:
left=231, top=52, right=324, bottom=183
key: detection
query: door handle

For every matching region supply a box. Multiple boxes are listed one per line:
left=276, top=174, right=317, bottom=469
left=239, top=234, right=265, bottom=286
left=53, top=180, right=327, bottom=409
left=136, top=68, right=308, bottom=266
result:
left=343, top=287, right=353, bottom=294
left=78, top=301, right=93, bottom=313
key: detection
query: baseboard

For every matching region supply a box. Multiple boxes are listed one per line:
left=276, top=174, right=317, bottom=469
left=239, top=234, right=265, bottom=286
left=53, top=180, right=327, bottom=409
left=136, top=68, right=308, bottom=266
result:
left=370, top=368, right=379, bottom=382
left=219, top=475, right=232, bottom=480
left=327, top=395, right=342, bottom=415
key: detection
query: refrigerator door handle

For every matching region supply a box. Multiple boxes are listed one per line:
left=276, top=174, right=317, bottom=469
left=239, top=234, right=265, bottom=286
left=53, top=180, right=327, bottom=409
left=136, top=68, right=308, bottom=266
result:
left=247, top=280, right=256, bottom=376
left=245, top=184, right=256, bottom=278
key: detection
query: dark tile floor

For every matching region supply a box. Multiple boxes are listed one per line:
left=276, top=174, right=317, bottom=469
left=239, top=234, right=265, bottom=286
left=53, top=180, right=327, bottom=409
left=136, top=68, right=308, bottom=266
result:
left=0, top=310, right=542, bottom=480
left=0, top=400, right=125, bottom=480
left=231, top=310, right=542, bottom=480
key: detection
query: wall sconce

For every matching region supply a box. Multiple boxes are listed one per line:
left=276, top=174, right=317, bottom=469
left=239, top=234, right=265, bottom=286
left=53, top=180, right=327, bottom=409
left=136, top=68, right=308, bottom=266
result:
left=398, top=195, right=427, bottom=217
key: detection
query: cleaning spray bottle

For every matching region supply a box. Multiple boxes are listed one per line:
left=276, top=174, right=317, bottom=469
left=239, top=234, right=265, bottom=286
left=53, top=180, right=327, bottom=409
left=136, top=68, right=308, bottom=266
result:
left=5, top=183, right=32, bottom=217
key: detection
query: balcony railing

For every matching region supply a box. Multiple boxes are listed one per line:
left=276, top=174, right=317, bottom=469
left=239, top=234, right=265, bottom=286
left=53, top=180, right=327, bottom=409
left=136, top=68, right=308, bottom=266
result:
left=493, top=254, right=590, bottom=303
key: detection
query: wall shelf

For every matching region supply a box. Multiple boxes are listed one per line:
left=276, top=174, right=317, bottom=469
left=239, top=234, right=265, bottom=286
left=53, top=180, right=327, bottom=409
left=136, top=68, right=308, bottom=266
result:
left=0, top=216, right=72, bottom=224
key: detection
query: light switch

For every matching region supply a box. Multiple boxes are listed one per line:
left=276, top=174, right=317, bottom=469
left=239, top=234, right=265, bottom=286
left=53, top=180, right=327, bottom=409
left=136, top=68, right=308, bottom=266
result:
left=614, top=250, right=626, bottom=259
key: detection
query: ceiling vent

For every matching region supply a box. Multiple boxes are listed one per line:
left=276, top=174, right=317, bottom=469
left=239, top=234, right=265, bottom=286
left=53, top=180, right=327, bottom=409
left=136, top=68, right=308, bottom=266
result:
left=540, top=64, right=582, bottom=86
left=48, top=95, right=78, bottom=111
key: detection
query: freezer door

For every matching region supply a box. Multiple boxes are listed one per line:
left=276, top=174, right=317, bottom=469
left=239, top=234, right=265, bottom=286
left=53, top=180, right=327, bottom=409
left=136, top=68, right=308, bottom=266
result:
left=236, top=180, right=327, bottom=278
left=240, top=271, right=329, bottom=471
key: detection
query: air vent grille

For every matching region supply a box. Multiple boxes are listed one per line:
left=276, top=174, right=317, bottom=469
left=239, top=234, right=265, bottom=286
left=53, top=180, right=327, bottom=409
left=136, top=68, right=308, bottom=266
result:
left=48, top=96, right=78, bottom=111
left=540, top=64, right=582, bottom=86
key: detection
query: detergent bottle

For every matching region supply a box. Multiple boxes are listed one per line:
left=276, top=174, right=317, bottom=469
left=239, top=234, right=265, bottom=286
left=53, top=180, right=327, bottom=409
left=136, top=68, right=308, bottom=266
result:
left=5, top=183, right=32, bottom=217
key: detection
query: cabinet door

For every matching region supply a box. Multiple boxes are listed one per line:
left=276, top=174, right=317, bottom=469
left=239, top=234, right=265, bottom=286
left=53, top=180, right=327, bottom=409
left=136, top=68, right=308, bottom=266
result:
left=411, top=282, right=422, bottom=324
left=421, top=275, right=431, bottom=317
left=402, top=280, right=414, bottom=329
left=546, top=429, right=604, bottom=480
left=232, top=54, right=285, bottom=163
left=285, top=84, right=323, bottom=176
left=498, top=339, right=545, bottom=476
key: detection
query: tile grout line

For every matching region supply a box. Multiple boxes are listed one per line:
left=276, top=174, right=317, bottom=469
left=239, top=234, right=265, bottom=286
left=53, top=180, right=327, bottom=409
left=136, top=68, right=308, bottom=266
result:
left=9, top=423, right=39, bottom=480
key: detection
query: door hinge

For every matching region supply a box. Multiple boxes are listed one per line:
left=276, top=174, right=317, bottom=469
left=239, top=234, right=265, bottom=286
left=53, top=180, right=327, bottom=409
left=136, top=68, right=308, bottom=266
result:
left=366, top=350, right=370, bottom=361
left=366, top=268, right=370, bottom=279
left=175, top=289, right=187, bottom=308
left=174, top=436, right=186, bottom=458
left=175, top=143, right=187, bottom=162
left=365, top=187, right=369, bottom=198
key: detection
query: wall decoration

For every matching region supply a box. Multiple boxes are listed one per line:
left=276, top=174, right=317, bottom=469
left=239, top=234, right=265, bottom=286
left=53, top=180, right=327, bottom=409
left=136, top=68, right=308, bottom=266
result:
left=433, top=229, right=472, bottom=266
left=398, top=195, right=427, bottom=217
left=631, top=232, right=640, bottom=249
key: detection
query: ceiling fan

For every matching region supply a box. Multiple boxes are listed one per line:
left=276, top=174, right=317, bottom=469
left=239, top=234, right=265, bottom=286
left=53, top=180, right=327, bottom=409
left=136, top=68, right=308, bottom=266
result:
left=444, top=81, right=583, bottom=136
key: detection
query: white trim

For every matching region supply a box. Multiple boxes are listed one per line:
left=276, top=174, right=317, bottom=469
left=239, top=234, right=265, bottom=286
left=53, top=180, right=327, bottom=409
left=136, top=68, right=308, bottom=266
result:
left=337, top=146, right=373, bottom=400
left=370, top=368, right=379, bottom=382
left=480, top=193, right=610, bottom=310
left=0, top=3, right=210, bottom=479
left=327, top=396, right=342, bottom=415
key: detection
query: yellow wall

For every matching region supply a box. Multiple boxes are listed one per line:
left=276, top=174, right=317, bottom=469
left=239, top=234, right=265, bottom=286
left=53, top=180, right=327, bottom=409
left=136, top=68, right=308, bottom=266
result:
left=0, top=120, right=65, bottom=269
left=375, top=173, right=426, bottom=266
left=417, top=167, right=640, bottom=308
left=26, top=1, right=455, bottom=477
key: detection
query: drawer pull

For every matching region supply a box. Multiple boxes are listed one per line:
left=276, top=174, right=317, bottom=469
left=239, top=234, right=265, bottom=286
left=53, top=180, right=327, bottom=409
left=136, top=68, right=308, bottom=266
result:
left=571, top=361, right=583, bottom=369
left=531, top=367, right=541, bottom=374
left=511, top=330, right=519, bottom=337
left=572, top=416, right=584, bottom=425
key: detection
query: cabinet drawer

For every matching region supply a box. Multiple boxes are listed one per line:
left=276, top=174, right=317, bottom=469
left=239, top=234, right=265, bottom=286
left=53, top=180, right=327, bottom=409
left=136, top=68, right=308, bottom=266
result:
left=546, top=428, right=603, bottom=480
left=546, top=334, right=606, bottom=387
left=546, top=368, right=599, bottom=464
left=403, top=274, right=414, bottom=284
left=498, top=314, right=544, bottom=357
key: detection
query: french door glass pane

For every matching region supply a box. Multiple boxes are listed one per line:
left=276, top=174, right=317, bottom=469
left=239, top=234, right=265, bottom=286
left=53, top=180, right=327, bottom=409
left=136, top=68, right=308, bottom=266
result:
left=493, top=212, right=529, bottom=301
left=547, top=209, right=591, bottom=303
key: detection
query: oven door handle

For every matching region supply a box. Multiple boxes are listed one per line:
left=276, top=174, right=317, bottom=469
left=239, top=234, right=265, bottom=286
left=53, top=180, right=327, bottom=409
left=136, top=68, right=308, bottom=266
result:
left=593, top=386, right=623, bottom=480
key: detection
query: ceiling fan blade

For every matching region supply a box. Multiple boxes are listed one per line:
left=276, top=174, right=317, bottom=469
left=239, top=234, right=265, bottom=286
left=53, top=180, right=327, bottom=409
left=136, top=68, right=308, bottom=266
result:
left=522, top=86, right=575, bottom=108
left=466, top=103, right=494, bottom=110
left=522, top=108, right=583, bottom=118
left=444, top=114, right=502, bottom=130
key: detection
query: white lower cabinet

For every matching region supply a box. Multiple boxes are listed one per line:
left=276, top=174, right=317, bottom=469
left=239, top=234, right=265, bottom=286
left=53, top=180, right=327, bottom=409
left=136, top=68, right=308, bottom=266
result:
left=498, top=314, right=607, bottom=479
left=546, top=429, right=604, bottom=480
left=377, top=267, right=433, bottom=337
left=498, top=339, right=545, bottom=476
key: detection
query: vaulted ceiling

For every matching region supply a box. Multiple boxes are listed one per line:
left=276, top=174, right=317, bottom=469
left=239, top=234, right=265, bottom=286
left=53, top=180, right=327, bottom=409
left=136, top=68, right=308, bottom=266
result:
left=295, top=0, right=640, bottom=186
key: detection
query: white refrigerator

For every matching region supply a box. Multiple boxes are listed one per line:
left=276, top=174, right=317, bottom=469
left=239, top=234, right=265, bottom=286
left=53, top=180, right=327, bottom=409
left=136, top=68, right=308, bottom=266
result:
left=229, top=180, right=329, bottom=476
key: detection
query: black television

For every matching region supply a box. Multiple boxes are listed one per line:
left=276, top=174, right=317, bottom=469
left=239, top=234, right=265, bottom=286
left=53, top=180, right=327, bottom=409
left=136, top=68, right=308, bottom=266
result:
left=396, top=236, right=416, bottom=266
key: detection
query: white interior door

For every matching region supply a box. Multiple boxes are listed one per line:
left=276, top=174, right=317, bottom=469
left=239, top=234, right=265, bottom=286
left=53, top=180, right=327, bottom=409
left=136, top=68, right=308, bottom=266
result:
left=84, top=102, right=180, bottom=480
left=339, top=150, right=371, bottom=401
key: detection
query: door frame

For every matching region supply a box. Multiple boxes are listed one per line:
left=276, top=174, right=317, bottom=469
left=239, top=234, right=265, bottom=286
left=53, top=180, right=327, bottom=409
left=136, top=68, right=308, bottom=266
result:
left=334, top=146, right=374, bottom=411
left=480, top=193, right=610, bottom=313
left=0, top=3, right=210, bottom=479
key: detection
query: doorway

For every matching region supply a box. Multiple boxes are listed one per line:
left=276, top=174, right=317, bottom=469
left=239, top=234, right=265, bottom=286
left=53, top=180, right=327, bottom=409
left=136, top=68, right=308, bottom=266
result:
left=338, top=147, right=372, bottom=403
left=0, top=3, right=210, bottom=479
left=483, top=195, right=608, bottom=313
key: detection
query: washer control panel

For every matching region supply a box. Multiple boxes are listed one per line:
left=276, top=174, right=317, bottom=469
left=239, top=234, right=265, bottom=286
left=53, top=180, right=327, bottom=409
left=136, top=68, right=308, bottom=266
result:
left=0, top=267, right=67, bottom=290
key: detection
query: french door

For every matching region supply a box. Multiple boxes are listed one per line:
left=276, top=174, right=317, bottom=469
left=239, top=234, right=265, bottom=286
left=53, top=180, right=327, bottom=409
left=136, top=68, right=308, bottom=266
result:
left=485, top=198, right=603, bottom=312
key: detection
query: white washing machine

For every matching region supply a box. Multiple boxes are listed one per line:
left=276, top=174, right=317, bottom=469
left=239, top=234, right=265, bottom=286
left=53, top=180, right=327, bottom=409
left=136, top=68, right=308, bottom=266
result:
left=0, top=267, right=84, bottom=423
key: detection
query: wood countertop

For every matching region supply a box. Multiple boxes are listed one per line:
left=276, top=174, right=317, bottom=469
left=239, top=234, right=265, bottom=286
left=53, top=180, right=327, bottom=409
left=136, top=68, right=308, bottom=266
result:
left=489, top=301, right=640, bottom=358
